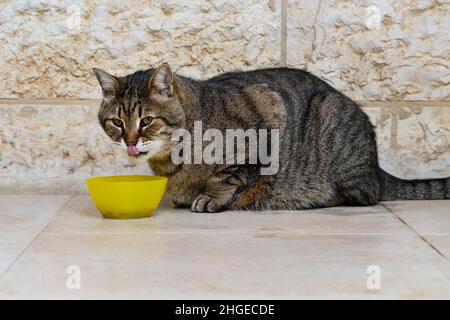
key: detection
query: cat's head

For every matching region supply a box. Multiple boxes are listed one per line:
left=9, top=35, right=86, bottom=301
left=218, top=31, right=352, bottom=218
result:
left=94, top=63, right=185, bottom=163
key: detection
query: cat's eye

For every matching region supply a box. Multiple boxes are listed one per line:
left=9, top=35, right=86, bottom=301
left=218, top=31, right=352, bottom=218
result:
left=112, top=118, right=123, bottom=127
left=140, top=116, right=153, bottom=127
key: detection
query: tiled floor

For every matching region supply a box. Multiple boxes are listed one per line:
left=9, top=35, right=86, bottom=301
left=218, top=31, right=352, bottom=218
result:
left=0, top=195, right=449, bottom=299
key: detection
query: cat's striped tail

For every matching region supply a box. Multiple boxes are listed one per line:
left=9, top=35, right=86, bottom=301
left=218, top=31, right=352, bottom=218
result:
left=378, top=168, right=450, bottom=201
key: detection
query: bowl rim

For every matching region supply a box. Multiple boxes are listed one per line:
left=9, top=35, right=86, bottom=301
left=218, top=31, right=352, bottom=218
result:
left=86, top=175, right=167, bottom=184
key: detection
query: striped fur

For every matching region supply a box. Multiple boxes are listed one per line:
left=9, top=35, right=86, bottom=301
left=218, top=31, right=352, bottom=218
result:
left=94, top=64, right=450, bottom=212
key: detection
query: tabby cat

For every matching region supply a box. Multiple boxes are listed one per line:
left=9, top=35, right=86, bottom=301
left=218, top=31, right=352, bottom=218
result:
left=94, top=63, right=450, bottom=212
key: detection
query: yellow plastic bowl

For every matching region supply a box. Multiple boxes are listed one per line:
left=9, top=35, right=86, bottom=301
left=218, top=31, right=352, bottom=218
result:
left=86, top=175, right=167, bottom=219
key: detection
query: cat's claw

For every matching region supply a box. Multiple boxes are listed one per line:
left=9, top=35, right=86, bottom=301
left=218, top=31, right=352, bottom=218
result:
left=191, top=194, right=221, bottom=213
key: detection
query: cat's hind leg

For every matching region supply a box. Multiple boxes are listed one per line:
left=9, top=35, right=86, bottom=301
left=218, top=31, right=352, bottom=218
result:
left=337, top=177, right=379, bottom=206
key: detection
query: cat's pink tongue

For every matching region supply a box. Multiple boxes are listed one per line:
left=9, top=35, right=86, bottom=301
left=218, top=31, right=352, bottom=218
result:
left=127, top=145, right=139, bottom=156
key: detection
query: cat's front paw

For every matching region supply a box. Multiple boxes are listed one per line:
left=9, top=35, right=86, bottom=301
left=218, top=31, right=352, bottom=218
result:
left=191, top=194, right=223, bottom=213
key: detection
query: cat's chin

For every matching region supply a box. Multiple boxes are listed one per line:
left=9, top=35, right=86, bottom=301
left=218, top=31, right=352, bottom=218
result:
left=116, top=150, right=152, bottom=167
left=127, top=152, right=154, bottom=165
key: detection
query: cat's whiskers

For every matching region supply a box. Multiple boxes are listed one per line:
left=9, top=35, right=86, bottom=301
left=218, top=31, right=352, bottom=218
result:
left=137, top=140, right=159, bottom=152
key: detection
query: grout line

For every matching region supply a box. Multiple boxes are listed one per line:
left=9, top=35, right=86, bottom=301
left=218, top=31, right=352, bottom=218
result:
left=358, top=101, right=450, bottom=108
left=0, top=98, right=100, bottom=105
left=0, top=195, right=76, bottom=281
left=280, top=0, right=287, bottom=66
left=0, top=98, right=449, bottom=108
left=381, top=203, right=448, bottom=261
left=40, top=231, right=413, bottom=236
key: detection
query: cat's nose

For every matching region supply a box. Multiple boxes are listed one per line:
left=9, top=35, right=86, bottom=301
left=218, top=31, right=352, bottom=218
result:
left=125, top=140, right=138, bottom=146
left=124, top=131, right=139, bottom=146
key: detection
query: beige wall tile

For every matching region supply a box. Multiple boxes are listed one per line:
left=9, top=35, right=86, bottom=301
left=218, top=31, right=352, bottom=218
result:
left=363, top=103, right=450, bottom=179
left=287, top=0, right=450, bottom=100
left=0, top=101, right=150, bottom=193
left=0, top=101, right=448, bottom=193
left=1, top=1, right=448, bottom=101
left=0, top=0, right=281, bottom=99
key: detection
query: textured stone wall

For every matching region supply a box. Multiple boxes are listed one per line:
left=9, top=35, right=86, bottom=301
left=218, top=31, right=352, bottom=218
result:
left=0, top=0, right=280, bottom=99
left=0, top=101, right=448, bottom=193
left=287, top=0, right=450, bottom=100
left=362, top=102, right=450, bottom=179
left=0, top=0, right=449, bottom=193
left=0, top=101, right=150, bottom=193
left=0, top=0, right=448, bottom=100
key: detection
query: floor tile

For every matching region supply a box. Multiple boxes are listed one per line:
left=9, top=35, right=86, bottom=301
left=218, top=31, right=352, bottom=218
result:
left=2, top=196, right=449, bottom=299
left=0, top=232, right=449, bottom=299
left=382, top=201, right=450, bottom=263
left=0, top=195, right=72, bottom=275
left=426, top=236, right=450, bottom=261
left=383, top=200, right=450, bottom=235
left=44, top=196, right=411, bottom=236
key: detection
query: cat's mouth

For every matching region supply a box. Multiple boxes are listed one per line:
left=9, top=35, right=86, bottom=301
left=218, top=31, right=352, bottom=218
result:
left=130, top=151, right=149, bottom=158
left=127, top=145, right=149, bottom=157
left=135, top=151, right=148, bottom=157
left=122, top=140, right=164, bottom=160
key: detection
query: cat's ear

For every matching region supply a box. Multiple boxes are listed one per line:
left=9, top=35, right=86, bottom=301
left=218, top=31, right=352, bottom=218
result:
left=149, top=62, right=174, bottom=99
left=93, top=68, right=120, bottom=100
